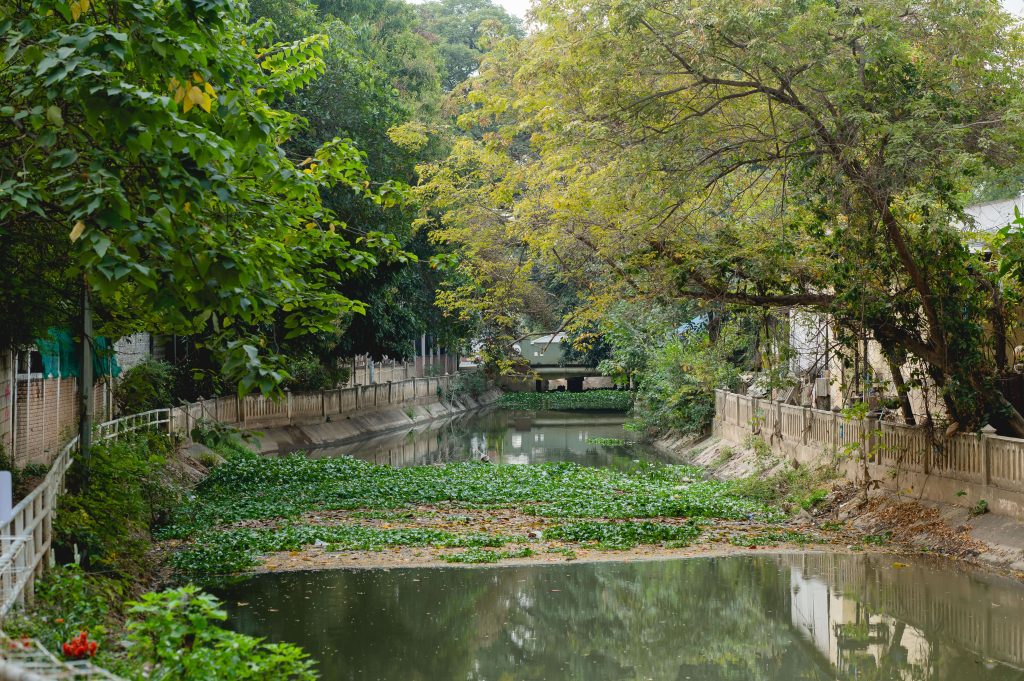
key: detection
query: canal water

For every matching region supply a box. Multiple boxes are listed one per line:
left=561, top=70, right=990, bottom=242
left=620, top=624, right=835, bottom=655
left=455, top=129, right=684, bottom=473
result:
left=217, top=553, right=1024, bottom=680
left=229, top=409, right=1024, bottom=679
left=306, top=408, right=675, bottom=469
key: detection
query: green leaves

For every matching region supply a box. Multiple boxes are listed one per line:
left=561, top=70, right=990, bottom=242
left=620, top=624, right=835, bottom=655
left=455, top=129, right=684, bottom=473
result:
left=163, top=450, right=783, bottom=575
left=496, top=390, right=634, bottom=412
left=125, top=586, right=317, bottom=680
left=1, top=0, right=412, bottom=391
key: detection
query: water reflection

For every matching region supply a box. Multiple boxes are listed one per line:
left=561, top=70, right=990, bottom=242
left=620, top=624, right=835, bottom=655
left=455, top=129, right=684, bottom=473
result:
left=216, top=554, right=1024, bottom=680
left=307, top=408, right=673, bottom=468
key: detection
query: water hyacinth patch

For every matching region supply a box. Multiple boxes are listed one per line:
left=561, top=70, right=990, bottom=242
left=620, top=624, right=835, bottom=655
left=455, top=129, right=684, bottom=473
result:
left=165, top=452, right=780, bottom=536
left=163, top=451, right=788, bottom=575
left=547, top=521, right=703, bottom=550
left=440, top=547, right=534, bottom=564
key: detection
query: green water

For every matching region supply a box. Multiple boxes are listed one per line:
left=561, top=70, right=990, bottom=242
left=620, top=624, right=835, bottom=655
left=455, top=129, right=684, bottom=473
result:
left=309, top=408, right=673, bottom=468
left=216, top=553, right=1024, bottom=680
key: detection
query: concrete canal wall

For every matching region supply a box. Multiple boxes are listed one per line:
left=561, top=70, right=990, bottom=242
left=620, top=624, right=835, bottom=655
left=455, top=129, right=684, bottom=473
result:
left=713, top=389, right=1024, bottom=521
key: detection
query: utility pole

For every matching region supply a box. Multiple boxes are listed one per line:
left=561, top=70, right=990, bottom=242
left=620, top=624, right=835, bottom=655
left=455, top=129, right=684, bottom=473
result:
left=78, top=279, right=94, bottom=465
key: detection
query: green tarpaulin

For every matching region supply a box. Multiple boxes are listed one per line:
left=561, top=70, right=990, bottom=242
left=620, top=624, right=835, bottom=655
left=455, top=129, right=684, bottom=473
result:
left=35, top=327, right=121, bottom=378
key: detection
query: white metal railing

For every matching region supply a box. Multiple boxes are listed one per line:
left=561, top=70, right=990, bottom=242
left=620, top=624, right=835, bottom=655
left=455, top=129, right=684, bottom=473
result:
left=0, top=410, right=158, bottom=679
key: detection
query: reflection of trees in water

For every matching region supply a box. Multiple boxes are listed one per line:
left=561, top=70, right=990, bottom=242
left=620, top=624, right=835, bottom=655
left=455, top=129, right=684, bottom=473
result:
left=219, top=557, right=1024, bottom=681
left=342, top=408, right=671, bottom=467
left=468, top=558, right=829, bottom=681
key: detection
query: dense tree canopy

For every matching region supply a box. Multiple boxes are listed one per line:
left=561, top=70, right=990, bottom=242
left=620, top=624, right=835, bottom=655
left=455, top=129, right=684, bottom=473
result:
left=2, top=0, right=521, bottom=391
left=421, top=0, right=1024, bottom=432
left=0, top=0, right=416, bottom=392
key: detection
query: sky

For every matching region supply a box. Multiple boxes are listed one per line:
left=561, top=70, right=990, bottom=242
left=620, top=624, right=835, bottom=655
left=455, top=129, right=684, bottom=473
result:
left=494, top=0, right=530, bottom=18
left=490, top=0, right=1024, bottom=20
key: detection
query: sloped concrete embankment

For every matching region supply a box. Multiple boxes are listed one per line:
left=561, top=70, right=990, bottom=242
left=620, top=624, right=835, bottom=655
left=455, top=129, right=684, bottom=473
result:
left=254, top=389, right=502, bottom=455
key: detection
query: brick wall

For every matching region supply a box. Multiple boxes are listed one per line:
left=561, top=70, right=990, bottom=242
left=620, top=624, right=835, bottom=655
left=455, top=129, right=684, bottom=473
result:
left=12, top=377, right=110, bottom=466
left=0, top=352, right=12, bottom=456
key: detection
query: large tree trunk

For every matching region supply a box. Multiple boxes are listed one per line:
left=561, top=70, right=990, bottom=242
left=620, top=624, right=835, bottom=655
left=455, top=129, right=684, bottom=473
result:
left=884, top=353, right=916, bottom=425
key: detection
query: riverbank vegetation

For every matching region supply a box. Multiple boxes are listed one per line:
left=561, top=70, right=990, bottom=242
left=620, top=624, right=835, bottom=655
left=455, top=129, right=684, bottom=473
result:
left=496, top=389, right=633, bottom=412
left=1, top=0, right=522, bottom=397
left=1, top=432, right=318, bottom=679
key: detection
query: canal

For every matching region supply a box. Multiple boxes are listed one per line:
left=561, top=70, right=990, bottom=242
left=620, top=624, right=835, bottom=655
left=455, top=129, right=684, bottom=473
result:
left=218, top=406, right=1024, bottom=680
left=306, top=407, right=676, bottom=469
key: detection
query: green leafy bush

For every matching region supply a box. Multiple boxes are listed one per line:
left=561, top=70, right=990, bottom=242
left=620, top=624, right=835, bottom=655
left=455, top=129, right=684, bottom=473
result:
left=190, top=418, right=245, bottom=451
left=283, top=353, right=337, bottom=392
left=442, top=371, right=487, bottom=400
left=115, top=359, right=176, bottom=415
left=55, top=431, right=180, bottom=578
left=125, top=587, right=317, bottom=680
left=3, top=565, right=123, bottom=663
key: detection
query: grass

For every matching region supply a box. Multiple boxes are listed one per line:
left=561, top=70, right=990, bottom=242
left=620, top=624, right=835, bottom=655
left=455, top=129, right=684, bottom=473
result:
left=163, top=450, right=786, bottom=576
left=496, top=390, right=633, bottom=412
left=726, top=452, right=839, bottom=511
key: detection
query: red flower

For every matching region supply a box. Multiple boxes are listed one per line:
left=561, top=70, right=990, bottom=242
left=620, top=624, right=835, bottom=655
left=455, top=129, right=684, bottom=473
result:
left=60, top=631, right=98, bottom=659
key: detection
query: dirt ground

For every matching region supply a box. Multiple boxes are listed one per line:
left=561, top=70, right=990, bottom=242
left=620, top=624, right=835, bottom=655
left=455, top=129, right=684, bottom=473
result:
left=253, top=502, right=876, bottom=573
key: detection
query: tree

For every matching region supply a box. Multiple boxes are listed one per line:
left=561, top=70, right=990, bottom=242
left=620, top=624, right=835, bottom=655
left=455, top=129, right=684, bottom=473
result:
left=2, top=0, right=410, bottom=393
left=422, top=0, right=1024, bottom=433
left=416, top=0, right=525, bottom=90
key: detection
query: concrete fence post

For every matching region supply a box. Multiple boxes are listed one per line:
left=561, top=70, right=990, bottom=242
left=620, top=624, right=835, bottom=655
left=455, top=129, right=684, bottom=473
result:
left=387, top=381, right=393, bottom=406
left=801, top=407, right=809, bottom=445
left=981, top=424, right=996, bottom=486
left=865, top=415, right=879, bottom=463
left=285, top=388, right=293, bottom=423
left=238, top=394, right=245, bottom=427
left=321, top=389, right=327, bottom=419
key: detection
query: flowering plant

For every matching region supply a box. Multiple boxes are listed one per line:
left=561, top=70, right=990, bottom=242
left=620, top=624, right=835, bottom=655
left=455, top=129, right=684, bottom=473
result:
left=61, top=631, right=97, bottom=659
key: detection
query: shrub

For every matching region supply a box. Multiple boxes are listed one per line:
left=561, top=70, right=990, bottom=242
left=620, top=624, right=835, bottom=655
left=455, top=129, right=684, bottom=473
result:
left=125, top=587, right=317, bottom=680
left=55, top=431, right=179, bottom=579
left=115, top=358, right=176, bottom=414
left=3, top=564, right=122, bottom=658
left=441, top=371, right=487, bottom=401
left=284, top=354, right=335, bottom=392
